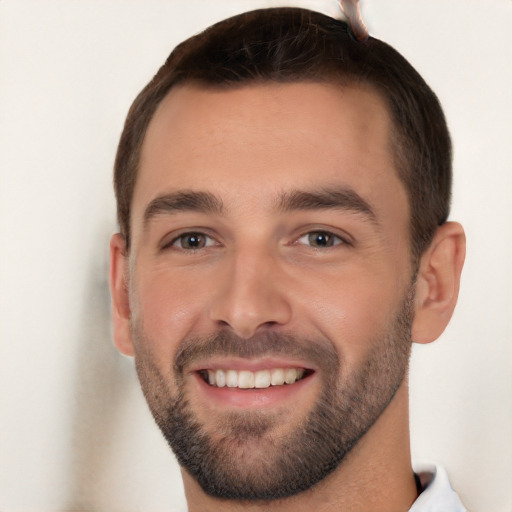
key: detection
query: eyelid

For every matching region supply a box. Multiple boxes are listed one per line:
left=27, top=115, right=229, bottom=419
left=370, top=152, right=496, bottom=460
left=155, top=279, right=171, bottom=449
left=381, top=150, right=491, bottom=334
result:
left=297, top=232, right=343, bottom=248
left=160, top=229, right=220, bottom=251
left=294, top=227, right=353, bottom=248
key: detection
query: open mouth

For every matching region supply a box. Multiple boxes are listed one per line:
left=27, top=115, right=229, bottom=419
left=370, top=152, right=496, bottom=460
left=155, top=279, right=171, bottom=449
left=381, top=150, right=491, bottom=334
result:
left=198, top=367, right=314, bottom=389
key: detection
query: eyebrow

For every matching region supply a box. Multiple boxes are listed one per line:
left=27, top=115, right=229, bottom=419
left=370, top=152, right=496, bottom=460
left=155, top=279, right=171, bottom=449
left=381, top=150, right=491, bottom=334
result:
left=277, top=187, right=377, bottom=223
left=143, top=190, right=224, bottom=227
left=143, top=186, right=378, bottom=228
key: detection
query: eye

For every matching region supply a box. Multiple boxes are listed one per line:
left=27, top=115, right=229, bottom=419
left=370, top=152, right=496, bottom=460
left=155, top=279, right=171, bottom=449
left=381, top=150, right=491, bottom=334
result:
left=169, top=232, right=216, bottom=250
left=297, top=230, right=345, bottom=249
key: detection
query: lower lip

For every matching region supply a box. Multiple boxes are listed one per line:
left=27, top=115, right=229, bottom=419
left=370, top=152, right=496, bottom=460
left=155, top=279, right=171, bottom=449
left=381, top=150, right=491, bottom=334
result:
left=193, top=372, right=316, bottom=409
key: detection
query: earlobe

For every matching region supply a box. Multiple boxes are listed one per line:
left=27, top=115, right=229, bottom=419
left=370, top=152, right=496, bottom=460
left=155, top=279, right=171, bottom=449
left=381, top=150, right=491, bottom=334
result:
left=411, top=222, right=466, bottom=344
left=109, top=233, right=135, bottom=356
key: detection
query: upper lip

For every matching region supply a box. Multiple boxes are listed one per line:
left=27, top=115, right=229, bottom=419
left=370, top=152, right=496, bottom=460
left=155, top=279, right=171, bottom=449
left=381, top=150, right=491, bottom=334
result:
left=189, top=356, right=317, bottom=373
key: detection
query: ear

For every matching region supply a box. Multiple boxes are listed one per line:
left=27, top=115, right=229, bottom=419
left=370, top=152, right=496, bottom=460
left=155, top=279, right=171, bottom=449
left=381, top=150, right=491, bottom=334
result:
left=109, top=233, right=135, bottom=356
left=412, top=222, right=466, bottom=344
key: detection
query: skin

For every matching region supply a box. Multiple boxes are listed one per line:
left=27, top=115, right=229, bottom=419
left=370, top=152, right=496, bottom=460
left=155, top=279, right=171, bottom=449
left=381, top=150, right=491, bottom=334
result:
left=110, top=82, right=465, bottom=511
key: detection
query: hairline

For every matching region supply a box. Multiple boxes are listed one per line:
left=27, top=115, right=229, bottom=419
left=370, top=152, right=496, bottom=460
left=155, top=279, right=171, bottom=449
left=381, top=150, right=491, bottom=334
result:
left=124, top=76, right=416, bottom=259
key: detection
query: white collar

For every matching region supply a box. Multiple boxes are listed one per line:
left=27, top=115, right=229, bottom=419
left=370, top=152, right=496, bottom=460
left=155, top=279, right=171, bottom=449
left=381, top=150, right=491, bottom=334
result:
left=409, top=463, right=467, bottom=512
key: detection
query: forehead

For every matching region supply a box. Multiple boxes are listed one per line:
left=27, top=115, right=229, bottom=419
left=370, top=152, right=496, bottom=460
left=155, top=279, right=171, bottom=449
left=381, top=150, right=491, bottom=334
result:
left=133, top=82, right=407, bottom=238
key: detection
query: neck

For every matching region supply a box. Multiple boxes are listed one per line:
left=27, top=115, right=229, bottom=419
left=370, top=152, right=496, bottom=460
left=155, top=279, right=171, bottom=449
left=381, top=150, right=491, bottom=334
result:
left=183, top=380, right=418, bottom=512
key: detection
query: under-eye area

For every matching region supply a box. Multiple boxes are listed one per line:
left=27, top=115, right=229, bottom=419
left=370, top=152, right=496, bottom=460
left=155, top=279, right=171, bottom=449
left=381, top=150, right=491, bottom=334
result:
left=198, top=368, right=315, bottom=389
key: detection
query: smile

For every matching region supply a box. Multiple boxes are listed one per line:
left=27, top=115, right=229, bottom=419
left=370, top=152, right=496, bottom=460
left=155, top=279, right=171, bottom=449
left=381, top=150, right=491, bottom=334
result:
left=198, top=368, right=312, bottom=389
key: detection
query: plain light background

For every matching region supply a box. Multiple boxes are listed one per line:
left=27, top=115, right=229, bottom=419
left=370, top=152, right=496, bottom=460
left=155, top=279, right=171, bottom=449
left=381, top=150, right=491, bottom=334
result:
left=1, top=1, right=511, bottom=511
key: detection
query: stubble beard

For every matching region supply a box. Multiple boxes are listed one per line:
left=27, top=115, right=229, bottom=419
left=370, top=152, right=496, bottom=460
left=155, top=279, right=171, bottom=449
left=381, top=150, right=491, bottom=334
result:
left=131, top=287, right=415, bottom=501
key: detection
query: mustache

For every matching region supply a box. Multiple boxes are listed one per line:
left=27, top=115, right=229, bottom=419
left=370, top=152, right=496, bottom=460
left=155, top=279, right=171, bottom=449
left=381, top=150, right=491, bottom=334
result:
left=173, top=331, right=340, bottom=376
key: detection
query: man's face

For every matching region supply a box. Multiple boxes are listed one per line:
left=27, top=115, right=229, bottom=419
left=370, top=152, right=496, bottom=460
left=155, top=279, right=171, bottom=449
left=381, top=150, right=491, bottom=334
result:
left=125, top=83, right=415, bottom=499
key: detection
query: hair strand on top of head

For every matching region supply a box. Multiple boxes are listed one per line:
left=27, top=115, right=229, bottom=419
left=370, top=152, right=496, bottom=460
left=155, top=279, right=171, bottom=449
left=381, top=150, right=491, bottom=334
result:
left=338, top=0, right=369, bottom=41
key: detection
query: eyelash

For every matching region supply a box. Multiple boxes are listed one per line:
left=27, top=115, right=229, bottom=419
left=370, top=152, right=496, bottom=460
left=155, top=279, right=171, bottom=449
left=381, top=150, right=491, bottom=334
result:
left=163, top=229, right=350, bottom=252
left=296, top=230, right=348, bottom=249
left=164, top=232, right=218, bottom=251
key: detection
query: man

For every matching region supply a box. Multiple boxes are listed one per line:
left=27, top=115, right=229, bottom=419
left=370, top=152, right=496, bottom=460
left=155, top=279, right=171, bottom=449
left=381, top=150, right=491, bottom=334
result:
left=109, top=7, right=466, bottom=511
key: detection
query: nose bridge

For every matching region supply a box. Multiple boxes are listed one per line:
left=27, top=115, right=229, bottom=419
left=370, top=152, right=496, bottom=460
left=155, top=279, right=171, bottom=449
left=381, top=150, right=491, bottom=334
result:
left=208, top=243, right=292, bottom=338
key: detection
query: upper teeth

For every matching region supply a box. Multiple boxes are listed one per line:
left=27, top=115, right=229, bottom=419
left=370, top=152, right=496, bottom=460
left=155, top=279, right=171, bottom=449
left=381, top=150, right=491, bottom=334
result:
left=205, top=368, right=305, bottom=389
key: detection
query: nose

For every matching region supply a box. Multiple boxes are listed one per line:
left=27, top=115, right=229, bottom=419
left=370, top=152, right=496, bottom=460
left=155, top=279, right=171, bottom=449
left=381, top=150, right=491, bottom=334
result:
left=208, top=249, right=293, bottom=339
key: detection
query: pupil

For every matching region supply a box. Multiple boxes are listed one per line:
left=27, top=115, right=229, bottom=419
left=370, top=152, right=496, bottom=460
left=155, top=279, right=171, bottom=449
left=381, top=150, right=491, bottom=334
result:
left=184, top=234, right=203, bottom=248
left=310, top=232, right=331, bottom=247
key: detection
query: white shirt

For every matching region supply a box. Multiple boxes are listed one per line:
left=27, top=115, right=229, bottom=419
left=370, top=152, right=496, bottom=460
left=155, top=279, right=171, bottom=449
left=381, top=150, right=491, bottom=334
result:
left=410, top=463, right=467, bottom=512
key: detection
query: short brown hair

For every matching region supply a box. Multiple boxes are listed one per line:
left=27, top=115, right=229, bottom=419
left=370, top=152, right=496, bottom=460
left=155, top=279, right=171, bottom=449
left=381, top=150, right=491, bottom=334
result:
left=114, top=7, right=452, bottom=260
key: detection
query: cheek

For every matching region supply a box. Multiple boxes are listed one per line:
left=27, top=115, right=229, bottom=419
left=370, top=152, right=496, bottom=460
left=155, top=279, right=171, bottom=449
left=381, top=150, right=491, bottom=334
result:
left=132, top=270, right=209, bottom=355
left=295, top=264, right=407, bottom=364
